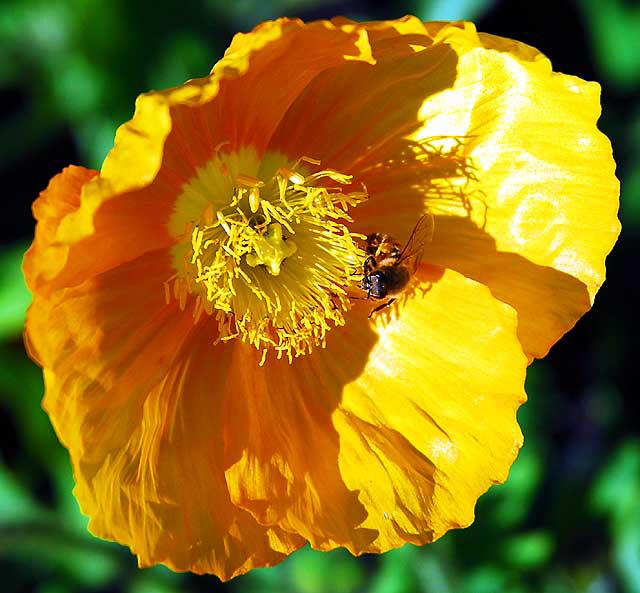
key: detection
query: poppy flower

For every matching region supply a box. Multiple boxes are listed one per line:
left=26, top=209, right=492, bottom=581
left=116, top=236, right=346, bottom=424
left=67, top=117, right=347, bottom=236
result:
left=23, top=17, right=619, bottom=580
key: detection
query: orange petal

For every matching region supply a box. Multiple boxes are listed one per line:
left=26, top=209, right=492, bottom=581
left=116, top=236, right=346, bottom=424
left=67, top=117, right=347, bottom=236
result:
left=223, top=267, right=526, bottom=553
left=23, top=165, right=98, bottom=294
left=268, top=19, right=459, bottom=172
left=26, top=250, right=303, bottom=579
left=30, top=19, right=377, bottom=294
left=334, top=267, right=527, bottom=550
left=24, top=158, right=179, bottom=296
left=223, top=341, right=378, bottom=553
left=204, top=18, right=375, bottom=155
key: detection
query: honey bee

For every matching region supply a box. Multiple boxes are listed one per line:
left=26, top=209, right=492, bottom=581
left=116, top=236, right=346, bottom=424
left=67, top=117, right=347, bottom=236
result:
left=361, top=214, right=433, bottom=317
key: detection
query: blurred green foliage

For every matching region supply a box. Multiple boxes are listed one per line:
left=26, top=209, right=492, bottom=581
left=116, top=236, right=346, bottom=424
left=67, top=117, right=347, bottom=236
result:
left=0, top=243, right=31, bottom=341
left=416, top=0, right=495, bottom=22
left=578, top=0, right=640, bottom=91
left=0, top=0, right=636, bottom=592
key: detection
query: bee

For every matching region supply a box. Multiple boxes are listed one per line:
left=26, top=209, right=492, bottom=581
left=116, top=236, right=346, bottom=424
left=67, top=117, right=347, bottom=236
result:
left=361, top=214, right=433, bottom=317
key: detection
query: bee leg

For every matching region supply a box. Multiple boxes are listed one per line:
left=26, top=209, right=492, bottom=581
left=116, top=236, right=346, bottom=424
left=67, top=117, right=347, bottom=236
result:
left=368, top=297, right=396, bottom=319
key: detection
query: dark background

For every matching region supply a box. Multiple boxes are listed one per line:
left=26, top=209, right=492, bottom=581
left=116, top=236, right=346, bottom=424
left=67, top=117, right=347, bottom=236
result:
left=1, top=0, right=638, bottom=592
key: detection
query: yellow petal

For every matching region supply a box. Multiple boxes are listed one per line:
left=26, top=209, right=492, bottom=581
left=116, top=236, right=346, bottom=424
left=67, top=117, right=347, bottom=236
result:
left=26, top=250, right=303, bottom=579
left=224, top=266, right=526, bottom=553
left=426, top=216, right=592, bottom=361
left=413, top=24, right=620, bottom=358
left=24, top=17, right=618, bottom=576
left=335, top=267, right=527, bottom=550
left=273, top=19, right=619, bottom=360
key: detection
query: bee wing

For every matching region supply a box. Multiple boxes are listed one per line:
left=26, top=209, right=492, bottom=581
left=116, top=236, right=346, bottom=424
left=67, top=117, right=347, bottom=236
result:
left=397, top=212, right=434, bottom=272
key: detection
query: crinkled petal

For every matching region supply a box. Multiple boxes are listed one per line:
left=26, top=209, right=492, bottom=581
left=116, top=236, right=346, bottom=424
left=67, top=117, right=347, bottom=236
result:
left=334, top=266, right=527, bottom=550
left=33, top=19, right=376, bottom=293
left=23, top=165, right=98, bottom=294
left=223, top=267, right=526, bottom=552
left=26, top=250, right=303, bottom=579
left=223, top=341, right=378, bottom=553
left=413, top=23, right=619, bottom=358
left=270, top=19, right=619, bottom=360
left=268, top=18, right=458, bottom=172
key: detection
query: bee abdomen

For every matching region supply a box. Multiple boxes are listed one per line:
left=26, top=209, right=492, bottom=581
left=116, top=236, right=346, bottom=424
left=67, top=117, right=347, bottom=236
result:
left=382, top=265, right=411, bottom=295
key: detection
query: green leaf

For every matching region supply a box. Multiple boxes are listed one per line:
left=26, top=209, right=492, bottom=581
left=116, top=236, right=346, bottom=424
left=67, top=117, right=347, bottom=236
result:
left=490, top=447, right=543, bottom=528
left=130, top=566, right=183, bottom=593
left=0, top=517, right=121, bottom=587
left=146, top=34, right=215, bottom=91
left=591, top=441, right=640, bottom=517
left=414, top=549, right=454, bottom=593
left=591, top=441, right=640, bottom=593
left=460, top=566, right=508, bottom=593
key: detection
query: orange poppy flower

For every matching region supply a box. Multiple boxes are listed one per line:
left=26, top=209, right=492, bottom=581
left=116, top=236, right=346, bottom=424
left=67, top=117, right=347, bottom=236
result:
left=23, top=17, right=619, bottom=580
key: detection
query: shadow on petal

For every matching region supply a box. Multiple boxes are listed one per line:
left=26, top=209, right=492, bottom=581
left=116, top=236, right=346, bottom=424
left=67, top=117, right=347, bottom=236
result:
left=331, top=267, right=527, bottom=551
left=334, top=411, right=437, bottom=546
left=222, top=326, right=380, bottom=553
left=350, top=132, right=592, bottom=361
left=427, top=215, right=592, bottom=360
left=268, top=37, right=460, bottom=178
left=219, top=31, right=464, bottom=554
left=221, top=263, right=445, bottom=553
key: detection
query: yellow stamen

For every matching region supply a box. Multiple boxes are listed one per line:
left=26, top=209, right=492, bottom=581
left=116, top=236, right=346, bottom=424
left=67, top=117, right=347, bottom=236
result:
left=249, top=187, right=261, bottom=213
left=173, top=154, right=368, bottom=362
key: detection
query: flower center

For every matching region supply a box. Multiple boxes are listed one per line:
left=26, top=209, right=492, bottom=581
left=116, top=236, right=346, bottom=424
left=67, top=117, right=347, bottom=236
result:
left=168, top=150, right=367, bottom=362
